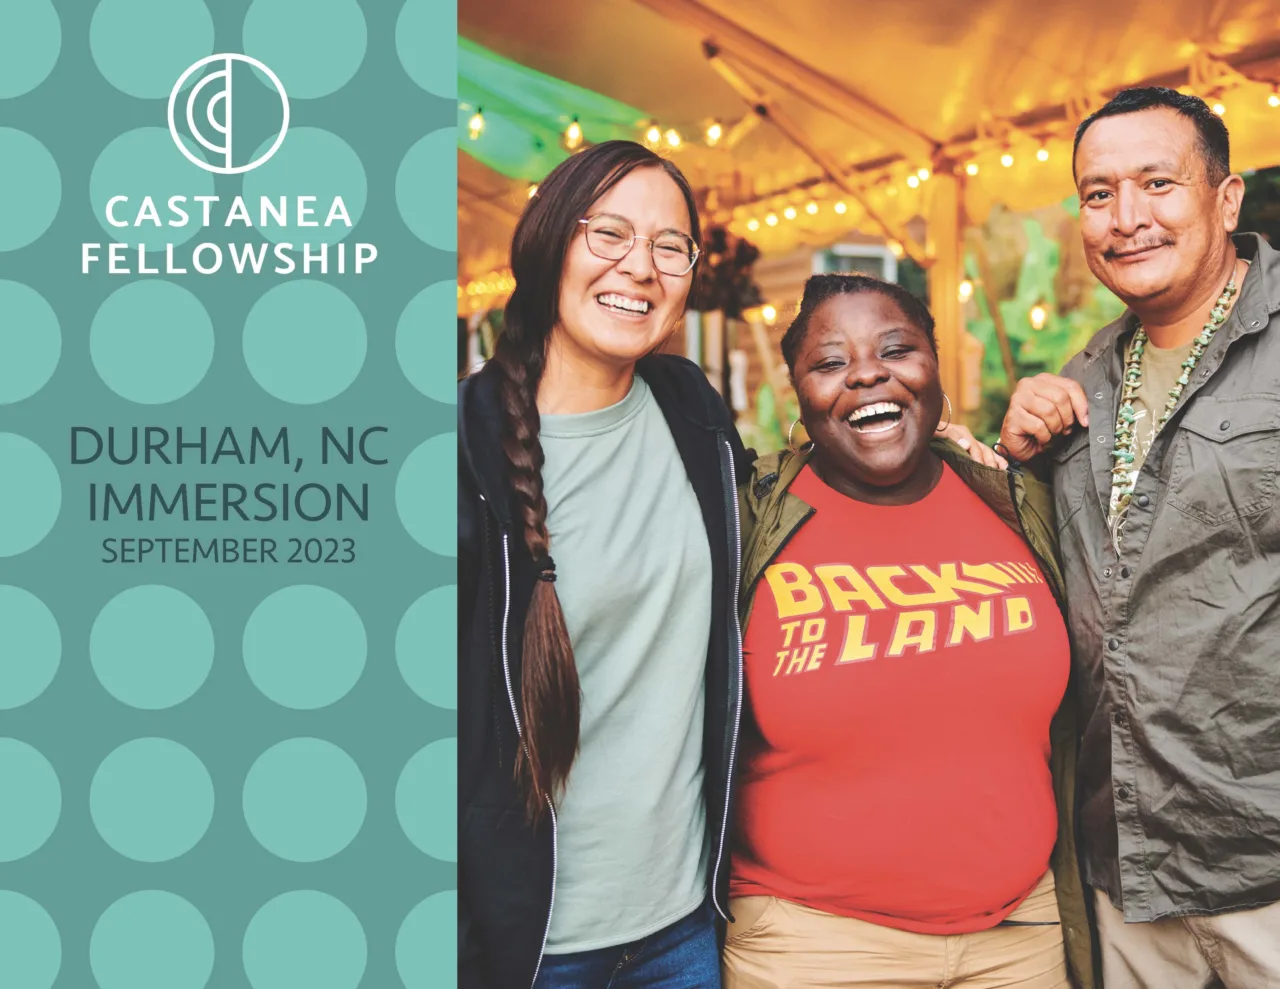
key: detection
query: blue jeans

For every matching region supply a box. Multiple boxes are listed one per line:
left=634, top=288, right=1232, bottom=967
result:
left=534, top=901, right=722, bottom=989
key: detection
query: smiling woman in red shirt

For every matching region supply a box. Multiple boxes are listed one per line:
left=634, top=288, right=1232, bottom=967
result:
left=724, top=275, right=1096, bottom=989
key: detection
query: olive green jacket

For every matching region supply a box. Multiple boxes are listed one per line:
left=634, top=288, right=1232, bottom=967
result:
left=737, top=438, right=1099, bottom=989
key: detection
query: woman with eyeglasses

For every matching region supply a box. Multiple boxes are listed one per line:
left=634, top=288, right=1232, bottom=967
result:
left=458, top=140, right=750, bottom=989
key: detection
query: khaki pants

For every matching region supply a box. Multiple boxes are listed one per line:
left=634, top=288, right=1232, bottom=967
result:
left=1094, top=890, right=1280, bottom=988
left=722, top=870, right=1068, bottom=988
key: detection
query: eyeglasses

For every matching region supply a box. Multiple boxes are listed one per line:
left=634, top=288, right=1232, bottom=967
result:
left=578, top=214, right=699, bottom=277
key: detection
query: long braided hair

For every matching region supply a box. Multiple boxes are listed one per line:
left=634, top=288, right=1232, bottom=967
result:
left=491, top=141, right=702, bottom=821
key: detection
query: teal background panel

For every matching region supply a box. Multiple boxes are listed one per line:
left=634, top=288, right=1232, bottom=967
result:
left=0, top=1, right=458, bottom=987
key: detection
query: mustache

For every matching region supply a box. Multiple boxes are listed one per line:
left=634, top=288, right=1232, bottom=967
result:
left=1104, top=236, right=1175, bottom=259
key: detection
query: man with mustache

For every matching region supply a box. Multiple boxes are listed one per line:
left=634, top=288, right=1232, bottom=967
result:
left=999, top=87, right=1280, bottom=988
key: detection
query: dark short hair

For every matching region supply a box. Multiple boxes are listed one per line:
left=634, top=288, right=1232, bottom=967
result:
left=780, top=273, right=936, bottom=371
left=1073, top=87, right=1230, bottom=185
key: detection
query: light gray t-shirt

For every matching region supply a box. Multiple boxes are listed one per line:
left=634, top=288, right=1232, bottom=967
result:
left=540, top=376, right=713, bottom=953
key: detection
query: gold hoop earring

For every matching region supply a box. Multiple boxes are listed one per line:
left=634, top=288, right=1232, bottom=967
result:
left=787, top=419, right=813, bottom=453
left=935, top=393, right=953, bottom=432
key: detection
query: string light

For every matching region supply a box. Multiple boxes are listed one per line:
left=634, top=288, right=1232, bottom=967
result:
left=762, top=304, right=778, bottom=323
left=468, top=108, right=485, bottom=140
left=1030, top=304, right=1048, bottom=330
left=783, top=205, right=797, bottom=220
left=644, top=124, right=662, bottom=146
left=834, top=201, right=848, bottom=214
left=765, top=212, right=778, bottom=227
left=917, top=167, right=931, bottom=181
left=965, top=162, right=979, bottom=176
left=1036, top=146, right=1050, bottom=162
left=563, top=117, right=583, bottom=151
left=706, top=121, right=723, bottom=145
left=888, top=240, right=905, bottom=259
left=527, top=184, right=538, bottom=199
left=747, top=218, right=760, bottom=231
left=1001, top=152, right=1015, bottom=168
left=1270, top=90, right=1280, bottom=108
left=805, top=201, right=818, bottom=215
left=958, top=279, right=974, bottom=303
left=1212, top=101, right=1226, bottom=116
left=906, top=174, right=920, bottom=189
left=664, top=128, right=682, bottom=148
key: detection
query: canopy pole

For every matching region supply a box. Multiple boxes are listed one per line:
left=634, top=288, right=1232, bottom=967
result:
left=927, top=173, right=963, bottom=424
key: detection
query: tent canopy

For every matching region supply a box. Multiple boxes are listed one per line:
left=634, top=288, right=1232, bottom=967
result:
left=459, top=0, right=1280, bottom=278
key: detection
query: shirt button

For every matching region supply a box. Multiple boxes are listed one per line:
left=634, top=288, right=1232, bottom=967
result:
left=1116, top=785, right=1131, bottom=801
left=1095, top=392, right=1104, bottom=400
left=1108, top=638, right=1120, bottom=651
left=1220, top=420, right=1231, bottom=431
left=1103, top=567, right=1113, bottom=578
left=1114, top=711, right=1128, bottom=727
left=1097, top=435, right=1109, bottom=444
left=1136, top=494, right=1150, bottom=508
left=1120, top=566, right=1132, bottom=578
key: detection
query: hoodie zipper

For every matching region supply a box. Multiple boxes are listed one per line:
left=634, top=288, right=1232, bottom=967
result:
left=711, top=437, right=743, bottom=921
left=499, top=531, right=558, bottom=988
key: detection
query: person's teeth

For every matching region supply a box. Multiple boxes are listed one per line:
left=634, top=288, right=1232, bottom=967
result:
left=598, top=293, right=651, bottom=313
left=848, top=401, right=902, bottom=422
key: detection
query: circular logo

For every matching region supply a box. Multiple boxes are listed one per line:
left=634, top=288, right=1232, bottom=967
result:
left=167, top=54, right=290, bottom=175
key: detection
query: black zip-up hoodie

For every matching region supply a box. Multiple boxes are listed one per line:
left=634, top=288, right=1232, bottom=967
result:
left=458, top=354, right=752, bottom=988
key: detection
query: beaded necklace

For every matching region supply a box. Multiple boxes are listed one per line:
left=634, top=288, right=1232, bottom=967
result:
left=1107, top=274, right=1237, bottom=539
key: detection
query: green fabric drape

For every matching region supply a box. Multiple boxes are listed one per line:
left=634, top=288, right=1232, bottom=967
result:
left=458, top=37, right=650, bottom=181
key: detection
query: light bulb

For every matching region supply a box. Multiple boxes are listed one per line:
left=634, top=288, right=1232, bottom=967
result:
left=765, top=212, right=778, bottom=227
left=1212, top=102, right=1226, bottom=116
left=907, top=174, right=920, bottom=189
left=746, top=218, right=760, bottom=231
left=965, top=162, right=980, bottom=176
left=1036, top=146, right=1050, bottom=162
left=1001, top=152, right=1014, bottom=168
left=888, top=240, right=904, bottom=259
left=805, top=201, right=818, bottom=215
left=783, top=206, right=797, bottom=220
left=834, top=201, right=848, bottom=214
left=958, top=279, right=974, bottom=303
left=564, top=118, right=583, bottom=150
left=468, top=108, right=485, bottom=140
left=706, top=121, right=723, bottom=145
left=762, top=305, right=777, bottom=322
left=1269, top=91, right=1280, bottom=108
left=664, top=128, right=682, bottom=148
left=917, top=167, right=931, bottom=181
left=645, top=124, right=662, bottom=146
left=1030, top=304, right=1048, bottom=330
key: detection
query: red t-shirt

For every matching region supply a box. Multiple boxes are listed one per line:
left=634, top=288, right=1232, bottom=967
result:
left=730, top=463, right=1070, bottom=934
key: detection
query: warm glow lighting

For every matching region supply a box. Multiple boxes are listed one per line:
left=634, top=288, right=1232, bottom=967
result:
left=1036, top=146, right=1050, bottom=162
left=888, top=240, right=904, bottom=259
left=747, top=218, right=760, bottom=231
left=958, top=279, right=974, bottom=303
left=468, top=109, right=485, bottom=140
left=805, top=201, right=818, bottom=215
left=762, top=304, right=778, bottom=323
left=1270, top=91, right=1280, bottom=108
left=1001, top=152, right=1014, bottom=168
left=765, top=212, right=778, bottom=226
left=665, top=128, right=682, bottom=148
left=645, top=124, right=662, bottom=145
left=834, top=201, right=848, bottom=214
left=1030, top=304, right=1048, bottom=330
left=564, top=117, right=583, bottom=150
left=906, top=174, right=920, bottom=189
left=965, top=162, right=979, bottom=176
left=917, top=167, right=931, bottom=181
left=706, top=121, right=723, bottom=144
left=1212, top=102, right=1226, bottom=116
left=783, top=206, right=797, bottom=220
left=527, top=184, right=538, bottom=199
